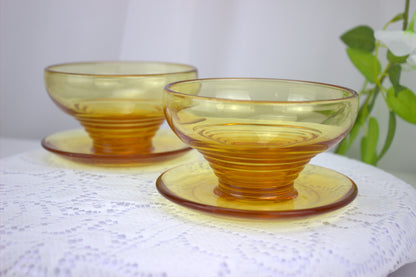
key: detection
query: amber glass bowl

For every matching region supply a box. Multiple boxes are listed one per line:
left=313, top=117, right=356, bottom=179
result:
left=44, top=61, right=197, bottom=155
left=158, top=78, right=359, bottom=218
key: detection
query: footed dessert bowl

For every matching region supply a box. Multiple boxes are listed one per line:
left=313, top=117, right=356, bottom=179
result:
left=157, top=78, right=359, bottom=218
left=42, top=61, right=197, bottom=164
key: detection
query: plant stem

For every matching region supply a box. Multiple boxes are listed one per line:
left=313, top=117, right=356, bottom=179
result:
left=403, top=0, right=410, bottom=30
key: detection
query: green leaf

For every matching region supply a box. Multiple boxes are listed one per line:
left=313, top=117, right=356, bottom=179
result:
left=349, top=115, right=362, bottom=142
left=361, top=117, right=379, bottom=165
left=360, top=104, right=369, bottom=125
left=389, top=12, right=405, bottom=23
left=388, top=64, right=402, bottom=93
left=387, top=50, right=409, bottom=64
left=335, top=137, right=350, bottom=155
left=407, top=9, right=416, bottom=32
left=341, top=25, right=376, bottom=52
left=377, top=111, right=396, bottom=161
left=383, top=12, right=405, bottom=29
left=367, top=87, right=380, bottom=111
left=335, top=115, right=362, bottom=154
left=346, top=48, right=381, bottom=83
left=335, top=104, right=366, bottom=155
left=386, top=87, right=416, bottom=124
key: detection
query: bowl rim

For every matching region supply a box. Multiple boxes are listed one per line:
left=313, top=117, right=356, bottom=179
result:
left=44, top=61, right=198, bottom=77
left=164, top=78, right=358, bottom=104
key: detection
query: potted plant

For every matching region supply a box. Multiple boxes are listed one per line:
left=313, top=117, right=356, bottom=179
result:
left=336, top=0, right=416, bottom=165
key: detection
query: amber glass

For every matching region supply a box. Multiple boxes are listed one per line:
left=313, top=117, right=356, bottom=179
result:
left=41, top=128, right=191, bottom=165
left=159, top=78, right=359, bottom=218
left=44, top=61, right=197, bottom=155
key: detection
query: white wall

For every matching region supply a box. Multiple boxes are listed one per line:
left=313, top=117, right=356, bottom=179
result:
left=0, top=0, right=129, bottom=137
left=1, top=0, right=415, bottom=173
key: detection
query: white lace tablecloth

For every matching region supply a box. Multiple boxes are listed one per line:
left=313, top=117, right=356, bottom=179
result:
left=1, top=148, right=415, bottom=277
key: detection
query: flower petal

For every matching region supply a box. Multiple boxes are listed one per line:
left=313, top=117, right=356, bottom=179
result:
left=374, top=30, right=416, bottom=56
left=405, top=53, right=416, bottom=70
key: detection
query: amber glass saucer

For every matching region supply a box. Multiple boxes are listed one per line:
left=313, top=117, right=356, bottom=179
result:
left=41, top=128, right=191, bottom=165
left=156, top=161, right=357, bottom=219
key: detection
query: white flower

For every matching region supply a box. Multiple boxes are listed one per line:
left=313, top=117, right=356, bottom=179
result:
left=405, top=53, right=416, bottom=70
left=375, top=30, right=416, bottom=70
left=375, top=30, right=416, bottom=56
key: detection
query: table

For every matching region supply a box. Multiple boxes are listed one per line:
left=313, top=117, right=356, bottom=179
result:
left=1, top=136, right=415, bottom=277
